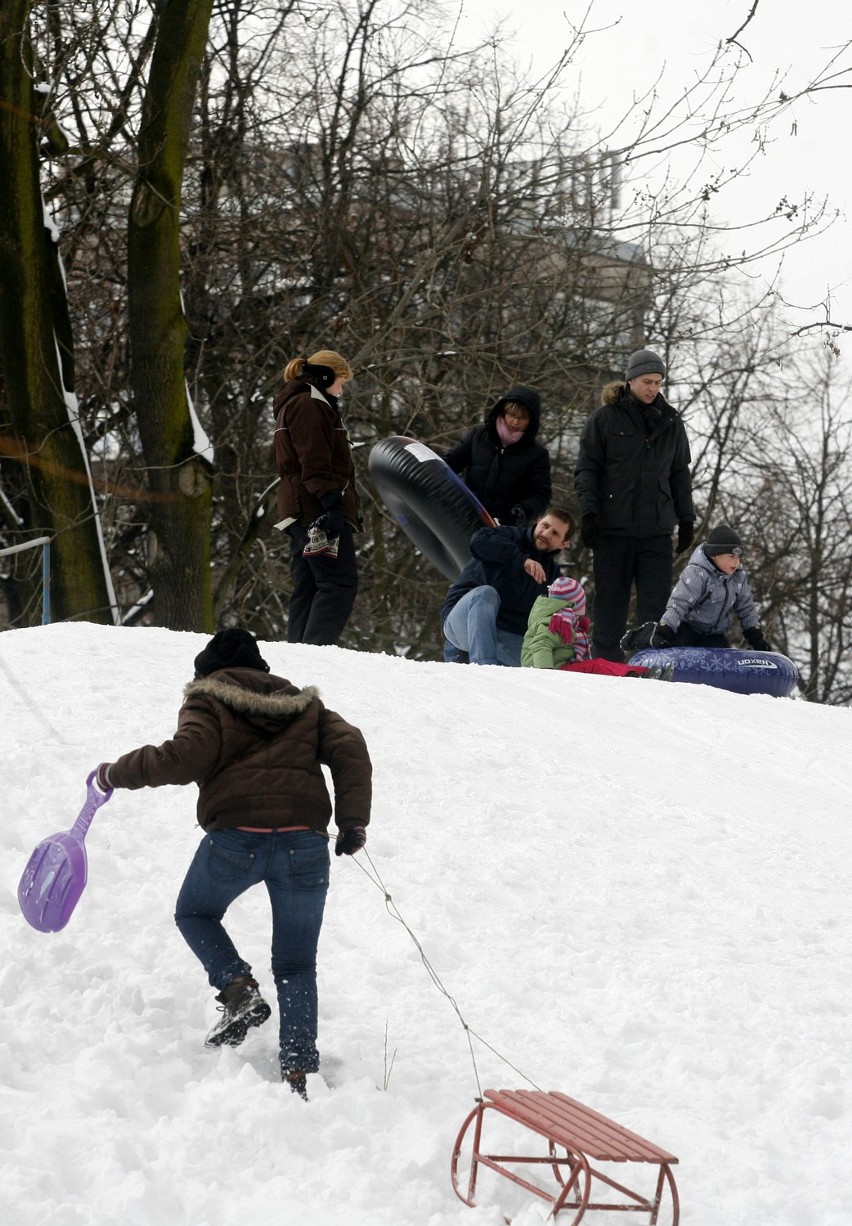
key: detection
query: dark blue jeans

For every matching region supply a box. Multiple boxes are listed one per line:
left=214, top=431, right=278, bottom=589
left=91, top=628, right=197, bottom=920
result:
left=174, top=828, right=330, bottom=1073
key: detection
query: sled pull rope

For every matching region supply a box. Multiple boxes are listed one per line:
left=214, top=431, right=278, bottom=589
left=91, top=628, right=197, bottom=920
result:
left=350, top=846, right=542, bottom=1099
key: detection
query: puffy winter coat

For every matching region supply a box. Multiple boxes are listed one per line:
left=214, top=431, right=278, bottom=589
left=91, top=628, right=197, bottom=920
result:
left=521, top=594, right=591, bottom=669
left=273, top=379, right=360, bottom=528
left=107, top=667, right=372, bottom=834
left=439, top=525, right=562, bottom=636
left=574, top=384, right=693, bottom=536
left=443, top=386, right=552, bottom=523
left=661, top=546, right=760, bottom=636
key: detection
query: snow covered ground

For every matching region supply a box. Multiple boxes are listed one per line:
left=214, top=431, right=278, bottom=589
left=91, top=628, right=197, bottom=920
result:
left=1, top=623, right=850, bottom=1226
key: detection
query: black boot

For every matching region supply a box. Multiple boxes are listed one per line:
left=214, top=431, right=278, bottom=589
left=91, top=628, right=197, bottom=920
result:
left=634, top=663, right=674, bottom=681
left=281, top=1068, right=308, bottom=1100
left=204, top=976, right=271, bottom=1049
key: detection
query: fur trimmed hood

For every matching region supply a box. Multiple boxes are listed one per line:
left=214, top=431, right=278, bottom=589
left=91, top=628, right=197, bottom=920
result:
left=184, top=674, right=318, bottom=717
left=601, top=380, right=625, bottom=405
left=601, top=380, right=676, bottom=413
left=184, top=669, right=320, bottom=736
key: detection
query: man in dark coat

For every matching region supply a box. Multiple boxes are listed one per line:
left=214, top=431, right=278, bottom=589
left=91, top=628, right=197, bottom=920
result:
left=574, top=349, right=694, bottom=661
left=440, top=509, right=572, bottom=665
left=443, top=385, right=552, bottom=525
left=95, top=629, right=372, bottom=1099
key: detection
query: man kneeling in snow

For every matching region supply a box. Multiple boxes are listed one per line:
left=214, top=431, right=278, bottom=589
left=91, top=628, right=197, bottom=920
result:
left=440, top=507, right=573, bottom=666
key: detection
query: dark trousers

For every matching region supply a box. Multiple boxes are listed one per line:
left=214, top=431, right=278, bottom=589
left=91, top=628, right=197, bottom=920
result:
left=286, top=523, right=358, bottom=645
left=670, top=623, right=729, bottom=649
left=592, top=534, right=673, bottom=661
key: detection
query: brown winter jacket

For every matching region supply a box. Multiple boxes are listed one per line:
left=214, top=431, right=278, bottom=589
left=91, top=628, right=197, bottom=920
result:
left=272, top=379, right=360, bottom=528
left=107, top=668, right=372, bottom=834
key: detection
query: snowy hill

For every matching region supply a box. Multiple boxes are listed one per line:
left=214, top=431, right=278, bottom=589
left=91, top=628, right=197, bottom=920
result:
left=1, top=623, right=850, bottom=1226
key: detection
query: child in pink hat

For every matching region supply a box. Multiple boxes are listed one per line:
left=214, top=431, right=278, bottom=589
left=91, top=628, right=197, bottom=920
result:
left=522, top=575, right=671, bottom=680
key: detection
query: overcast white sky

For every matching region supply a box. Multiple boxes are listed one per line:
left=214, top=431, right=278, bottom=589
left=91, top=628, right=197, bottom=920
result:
left=454, top=0, right=852, bottom=354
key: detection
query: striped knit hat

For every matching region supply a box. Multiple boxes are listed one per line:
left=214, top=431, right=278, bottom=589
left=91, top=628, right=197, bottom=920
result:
left=548, top=575, right=586, bottom=614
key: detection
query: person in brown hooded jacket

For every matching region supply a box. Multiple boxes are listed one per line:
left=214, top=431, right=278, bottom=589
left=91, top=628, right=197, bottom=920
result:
left=272, top=349, right=360, bottom=646
left=95, top=628, right=372, bottom=1099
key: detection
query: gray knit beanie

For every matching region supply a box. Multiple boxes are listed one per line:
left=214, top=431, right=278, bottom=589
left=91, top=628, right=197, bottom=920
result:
left=625, top=349, right=666, bottom=381
left=704, top=524, right=743, bottom=557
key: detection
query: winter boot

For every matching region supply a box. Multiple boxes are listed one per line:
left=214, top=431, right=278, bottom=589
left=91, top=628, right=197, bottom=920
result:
left=638, top=663, right=674, bottom=682
left=204, top=976, right=271, bottom=1049
left=281, top=1068, right=308, bottom=1100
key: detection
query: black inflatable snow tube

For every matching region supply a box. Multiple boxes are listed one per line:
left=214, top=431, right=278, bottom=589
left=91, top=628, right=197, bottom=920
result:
left=368, top=435, right=496, bottom=580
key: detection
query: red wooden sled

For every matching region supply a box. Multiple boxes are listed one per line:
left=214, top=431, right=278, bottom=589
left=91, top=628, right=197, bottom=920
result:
left=451, top=1088, right=679, bottom=1223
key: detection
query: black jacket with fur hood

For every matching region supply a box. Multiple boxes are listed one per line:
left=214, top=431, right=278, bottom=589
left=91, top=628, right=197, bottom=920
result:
left=574, top=382, right=693, bottom=537
left=107, top=667, right=372, bottom=834
left=443, top=385, right=552, bottom=524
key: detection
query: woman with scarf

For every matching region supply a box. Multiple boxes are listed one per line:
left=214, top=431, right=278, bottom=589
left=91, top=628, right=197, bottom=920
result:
left=443, top=385, right=552, bottom=527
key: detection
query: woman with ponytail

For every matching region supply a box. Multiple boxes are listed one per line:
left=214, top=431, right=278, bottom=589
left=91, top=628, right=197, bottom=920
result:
left=272, top=350, right=360, bottom=644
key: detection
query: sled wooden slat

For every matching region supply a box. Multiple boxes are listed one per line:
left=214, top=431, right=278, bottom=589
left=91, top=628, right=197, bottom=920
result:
left=451, top=1089, right=679, bottom=1224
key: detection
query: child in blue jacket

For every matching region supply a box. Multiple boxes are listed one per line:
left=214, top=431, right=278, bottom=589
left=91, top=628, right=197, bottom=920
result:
left=654, top=524, right=771, bottom=650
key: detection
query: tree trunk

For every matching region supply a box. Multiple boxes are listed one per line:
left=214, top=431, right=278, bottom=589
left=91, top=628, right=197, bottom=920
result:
left=127, top=0, right=215, bottom=631
left=0, top=0, right=116, bottom=624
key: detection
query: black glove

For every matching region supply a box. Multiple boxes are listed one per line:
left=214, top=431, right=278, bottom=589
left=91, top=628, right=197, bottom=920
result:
left=676, top=521, right=695, bottom=554
left=510, top=505, right=527, bottom=527
left=580, top=512, right=601, bottom=550
left=95, top=762, right=113, bottom=792
left=319, top=491, right=345, bottom=537
left=651, top=622, right=675, bottom=648
left=744, top=625, right=771, bottom=652
left=335, top=825, right=367, bottom=856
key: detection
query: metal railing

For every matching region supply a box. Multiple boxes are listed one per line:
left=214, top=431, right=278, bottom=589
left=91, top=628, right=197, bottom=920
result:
left=0, top=536, right=51, bottom=625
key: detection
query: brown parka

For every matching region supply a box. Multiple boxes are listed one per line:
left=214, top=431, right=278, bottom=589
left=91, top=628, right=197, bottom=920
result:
left=272, top=379, right=360, bottom=528
left=107, top=668, right=372, bottom=834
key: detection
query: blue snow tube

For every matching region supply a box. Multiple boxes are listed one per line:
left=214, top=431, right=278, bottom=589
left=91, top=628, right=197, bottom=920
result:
left=628, top=646, right=800, bottom=697
left=368, top=436, right=496, bottom=580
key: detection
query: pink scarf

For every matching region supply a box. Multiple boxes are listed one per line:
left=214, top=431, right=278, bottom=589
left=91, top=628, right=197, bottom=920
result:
left=496, top=415, right=525, bottom=447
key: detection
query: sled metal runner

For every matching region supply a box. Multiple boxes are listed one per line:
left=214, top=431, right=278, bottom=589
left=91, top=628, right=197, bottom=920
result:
left=451, top=1088, right=679, bottom=1223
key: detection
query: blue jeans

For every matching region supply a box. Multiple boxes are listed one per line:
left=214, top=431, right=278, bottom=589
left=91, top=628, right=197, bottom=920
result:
left=442, top=585, right=524, bottom=666
left=442, top=640, right=468, bottom=663
left=174, top=828, right=329, bottom=1073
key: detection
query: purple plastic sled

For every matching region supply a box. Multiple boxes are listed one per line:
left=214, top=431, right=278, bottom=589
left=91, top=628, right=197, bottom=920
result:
left=18, top=771, right=113, bottom=933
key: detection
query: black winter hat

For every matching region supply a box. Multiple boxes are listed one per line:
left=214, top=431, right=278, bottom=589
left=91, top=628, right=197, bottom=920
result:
left=302, top=361, right=337, bottom=389
left=704, top=524, right=743, bottom=557
left=625, top=348, right=666, bottom=380
left=193, top=628, right=271, bottom=677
